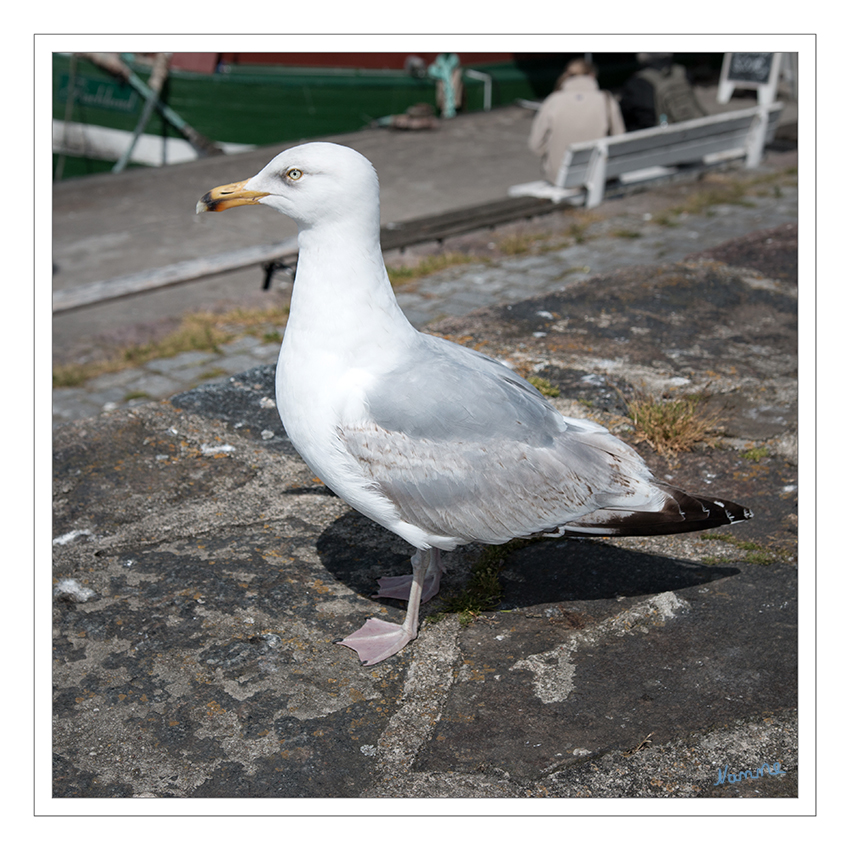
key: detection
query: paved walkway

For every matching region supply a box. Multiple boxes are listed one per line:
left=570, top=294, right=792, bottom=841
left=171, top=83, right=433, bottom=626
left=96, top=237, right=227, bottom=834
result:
left=52, top=223, right=799, bottom=799
left=53, top=153, right=797, bottom=425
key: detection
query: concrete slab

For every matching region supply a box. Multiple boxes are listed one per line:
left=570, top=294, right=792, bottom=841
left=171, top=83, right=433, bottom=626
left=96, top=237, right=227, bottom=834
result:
left=52, top=226, right=798, bottom=798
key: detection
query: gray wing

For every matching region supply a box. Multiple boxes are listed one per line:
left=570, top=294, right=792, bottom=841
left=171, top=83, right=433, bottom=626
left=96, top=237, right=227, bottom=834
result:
left=341, top=334, right=663, bottom=544
left=365, top=333, right=566, bottom=444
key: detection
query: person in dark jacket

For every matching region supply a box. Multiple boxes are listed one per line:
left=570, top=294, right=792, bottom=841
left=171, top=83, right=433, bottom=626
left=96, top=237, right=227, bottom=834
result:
left=619, top=53, right=706, bottom=131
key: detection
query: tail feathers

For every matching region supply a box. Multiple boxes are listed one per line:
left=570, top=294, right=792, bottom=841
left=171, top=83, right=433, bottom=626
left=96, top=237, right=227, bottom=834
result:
left=549, top=485, right=753, bottom=539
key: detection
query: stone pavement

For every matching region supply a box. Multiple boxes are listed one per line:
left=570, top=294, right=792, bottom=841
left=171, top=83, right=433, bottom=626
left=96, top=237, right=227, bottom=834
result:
left=52, top=221, right=798, bottom=799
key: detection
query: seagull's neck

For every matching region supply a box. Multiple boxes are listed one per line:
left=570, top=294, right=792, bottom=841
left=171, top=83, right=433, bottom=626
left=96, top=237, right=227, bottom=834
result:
left=284, top=218, right=418, bottom=364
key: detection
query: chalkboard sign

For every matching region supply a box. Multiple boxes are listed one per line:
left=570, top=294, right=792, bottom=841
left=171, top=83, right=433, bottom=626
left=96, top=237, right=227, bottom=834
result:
left=717, top=52, right=783, bottom=105
left=727, top=53, right=774, bottom=84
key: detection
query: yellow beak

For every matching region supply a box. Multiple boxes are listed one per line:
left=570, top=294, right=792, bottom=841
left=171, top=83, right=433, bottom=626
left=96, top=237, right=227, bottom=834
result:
left=196, top=179, right=269, bottom=213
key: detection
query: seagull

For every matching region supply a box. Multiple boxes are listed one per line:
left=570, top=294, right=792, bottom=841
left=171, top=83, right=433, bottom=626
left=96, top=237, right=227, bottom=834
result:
left=197, top=142, right=752, bottom=666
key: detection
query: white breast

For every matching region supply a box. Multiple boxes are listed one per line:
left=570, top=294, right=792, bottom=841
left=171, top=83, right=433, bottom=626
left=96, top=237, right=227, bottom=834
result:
left=275, top=337, right=417, bottom=541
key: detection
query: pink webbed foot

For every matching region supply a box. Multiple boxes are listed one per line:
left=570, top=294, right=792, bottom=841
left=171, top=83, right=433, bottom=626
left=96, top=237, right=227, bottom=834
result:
left=335, top=618, right=416, bottom=666
left=373, top=550, right=443, bottom=603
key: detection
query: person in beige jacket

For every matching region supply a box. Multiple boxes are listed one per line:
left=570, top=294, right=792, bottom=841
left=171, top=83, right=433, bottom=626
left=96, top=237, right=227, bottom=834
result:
left=528, top=59, right=625, bottom=184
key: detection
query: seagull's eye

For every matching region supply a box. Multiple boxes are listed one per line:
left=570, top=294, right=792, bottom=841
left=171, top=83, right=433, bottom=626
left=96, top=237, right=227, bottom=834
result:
left=286, top=168, right=303, bottom=181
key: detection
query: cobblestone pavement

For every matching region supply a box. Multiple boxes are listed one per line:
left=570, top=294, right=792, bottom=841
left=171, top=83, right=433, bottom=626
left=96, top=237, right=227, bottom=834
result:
left=394, top=182, right=798, bottom=326
left=52, top=171, right=796, bottom=427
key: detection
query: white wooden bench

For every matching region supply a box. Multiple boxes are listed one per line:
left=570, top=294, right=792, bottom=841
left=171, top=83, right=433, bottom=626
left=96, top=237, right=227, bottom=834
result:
left=508, top=102, right=784, bottom=208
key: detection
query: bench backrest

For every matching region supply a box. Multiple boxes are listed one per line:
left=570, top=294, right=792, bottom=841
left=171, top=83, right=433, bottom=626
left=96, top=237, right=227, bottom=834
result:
left=555, top=103, right=783, bottom=189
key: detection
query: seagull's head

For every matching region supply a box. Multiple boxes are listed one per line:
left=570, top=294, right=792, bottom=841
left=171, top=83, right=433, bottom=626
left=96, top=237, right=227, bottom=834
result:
left=196, top=142, right=381, bottom=231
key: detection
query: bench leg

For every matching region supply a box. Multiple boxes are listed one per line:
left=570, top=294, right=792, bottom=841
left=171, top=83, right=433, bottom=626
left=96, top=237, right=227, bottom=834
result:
left=585, top=142, right=608, bottom=208
left=745, top=106, right=769, bottom=168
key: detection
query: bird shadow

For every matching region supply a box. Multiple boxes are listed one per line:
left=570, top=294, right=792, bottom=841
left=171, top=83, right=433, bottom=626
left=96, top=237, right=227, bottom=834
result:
left=498, top=537, right=739, bottom=609
left=316, top=510, right=740, bottom=611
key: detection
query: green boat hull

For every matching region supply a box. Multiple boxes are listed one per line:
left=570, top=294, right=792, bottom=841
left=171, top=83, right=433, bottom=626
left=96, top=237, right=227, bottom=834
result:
left=52, top=53, right=568, bottom=179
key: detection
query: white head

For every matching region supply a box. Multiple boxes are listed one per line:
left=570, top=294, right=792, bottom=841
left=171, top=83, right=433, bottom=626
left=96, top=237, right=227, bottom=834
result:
left=197, top=142, right=381, bottom=232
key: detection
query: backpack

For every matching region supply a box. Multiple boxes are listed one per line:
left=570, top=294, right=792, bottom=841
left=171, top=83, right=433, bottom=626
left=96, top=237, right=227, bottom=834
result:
left=638, top=64, right=706, bottom=124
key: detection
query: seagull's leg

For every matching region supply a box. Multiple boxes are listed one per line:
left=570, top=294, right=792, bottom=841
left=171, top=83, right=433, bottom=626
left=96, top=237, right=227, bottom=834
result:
left=373, top=549, right=443, bottom=602
left=336, top=548, right=431, bottom=666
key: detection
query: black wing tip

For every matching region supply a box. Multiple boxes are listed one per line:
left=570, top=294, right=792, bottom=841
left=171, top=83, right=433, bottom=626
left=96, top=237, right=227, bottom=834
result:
left=700, top=497, right=754, bottom=525
left=554, top=490, right=753, bottom=538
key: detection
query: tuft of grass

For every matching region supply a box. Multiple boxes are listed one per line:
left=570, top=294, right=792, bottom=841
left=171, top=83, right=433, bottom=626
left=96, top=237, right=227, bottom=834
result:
left=656, top=212, right=679, bottom=228
left=626, top=390, right=722, bottom=457
left=52, top=362, right=94, bottom=389
left=662, top=170, right=796, bottom=222
left=528, top=375, right=561, bottom=397
left=672, top=181, right=751, bottom=215
left=563, top=219, right=591, bottom=244
left=214, top=304, right=290, bottom=335
left=497, top=231, right=550, bottom=255
left=701, top=532, right=789, bottom=565
left=53, top=305, right=289, bottom=389
left=439, top=540, right=529, bottom=625
left=53, top=315, right=233, bottom=388
left=741, top=446, right=770, bottom=462
left=701, top=532, right=738, bottom=544
left=742, top=549, right=777, bottom=566
left=387, top=252, right=480, bottom=288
